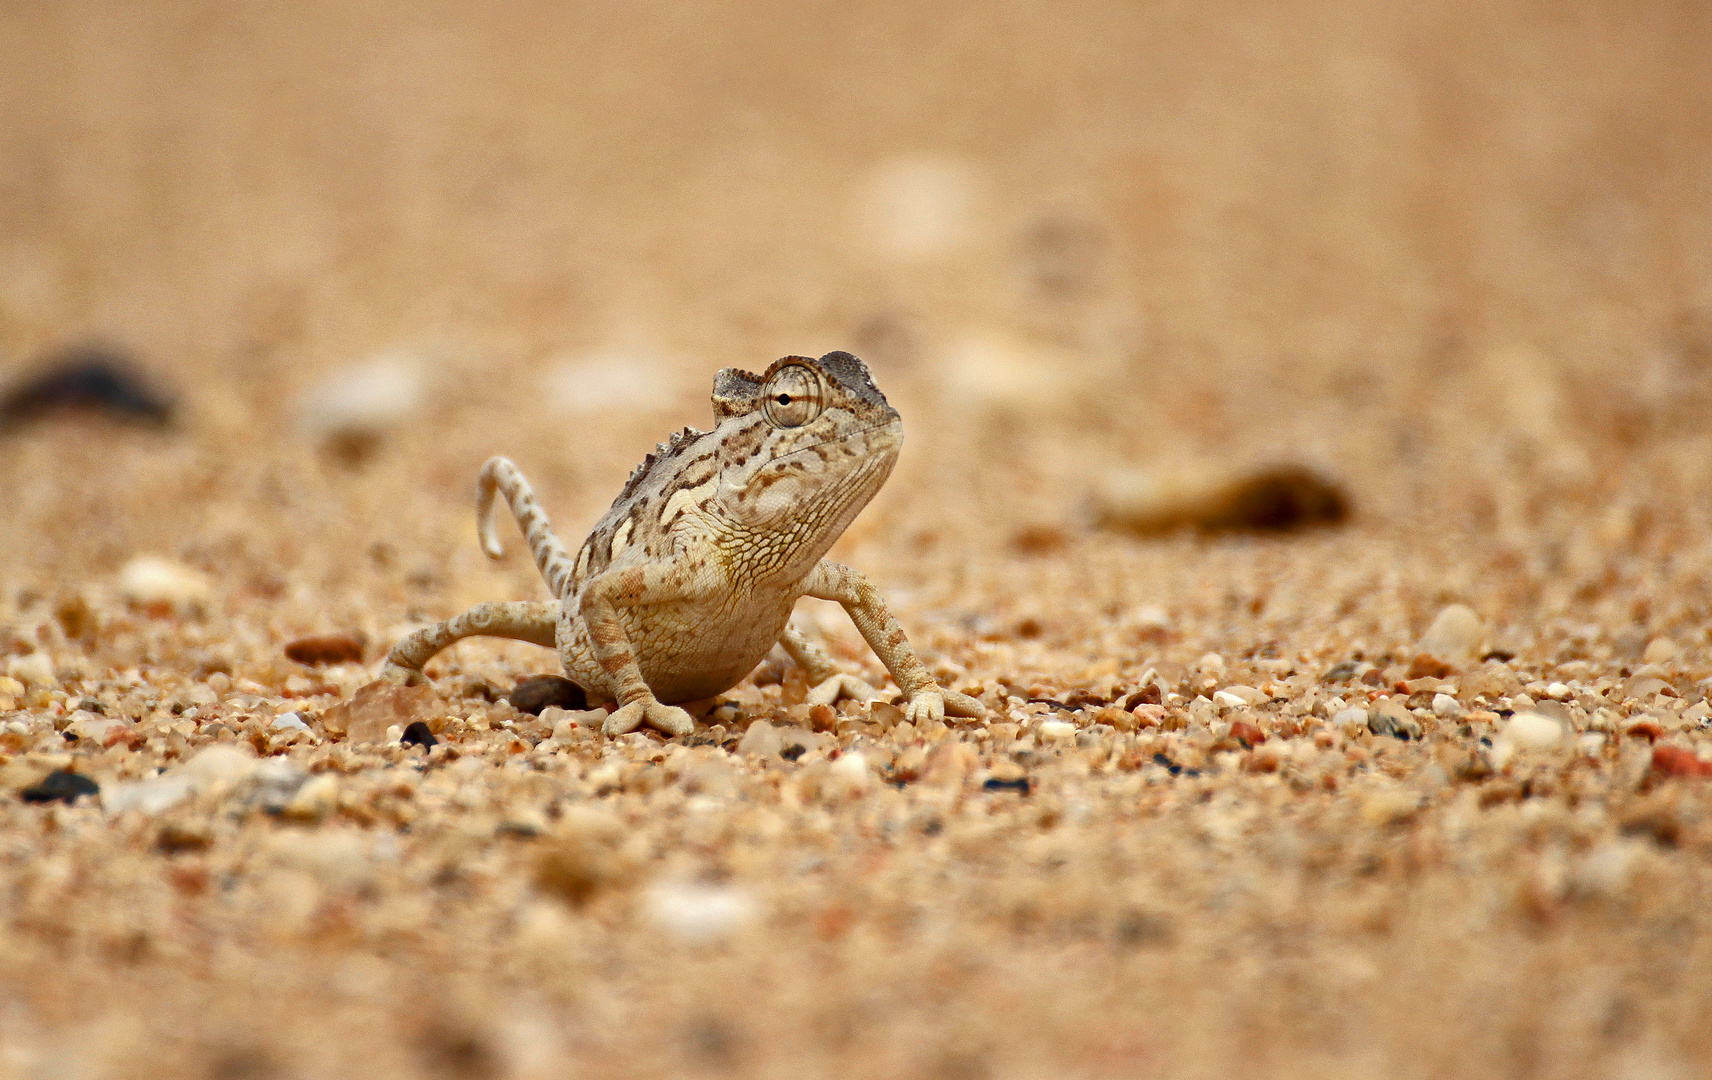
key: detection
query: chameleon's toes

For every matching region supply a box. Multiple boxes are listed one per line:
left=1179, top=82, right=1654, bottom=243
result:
left=942, top=688, right=988, bottom=719
left=904, top=690, right=946, bottom=725
left=603, top=702, right=647, bottom=737
left=807, top=673, right=882, bottom=707
left=603, top=700, right=696, bottom=738
left=646, top=703, right=696, bottom=738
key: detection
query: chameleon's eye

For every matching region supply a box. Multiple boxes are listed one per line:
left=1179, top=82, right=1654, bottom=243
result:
left=762, top=364, right=824, bottom=428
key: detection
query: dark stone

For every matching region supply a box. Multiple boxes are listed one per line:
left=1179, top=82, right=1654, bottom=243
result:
left=1151, top=752, right=1182, bottom=776
left=20, top=769, right=100, bottom=804
left=1323, top=659, right=1364, bottom=683
left=1214, top=466, right=1349, bottom=531
left=507, top=675, right=586, bottom=715
left=981, top=776, right=1030, bottom=794
left=0, top=347, right=173, bottom=429
left=779, top=743, right=805, bottom=762
left=284, top=632, right=365, bottom=665
left=401, top=721, right=437, bottom=748
left=1123, top=685, right=1162, bottom=709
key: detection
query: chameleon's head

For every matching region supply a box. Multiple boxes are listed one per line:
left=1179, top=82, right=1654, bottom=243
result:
left=709, top=351, right=902, bottom=535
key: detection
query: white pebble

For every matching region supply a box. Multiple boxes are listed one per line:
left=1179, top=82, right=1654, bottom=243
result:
left=271, top=712, right=310, bottom=732
left=1038, top=719, right=1077, bottom=741
left=737, top=720, right=781, bottom=758
left=1506, top=711, right=1565, bottom=749
left=645, top=881, right=758, bottom=944
left=5, top=653, right=56, bottom=689
left=1544, top=682, right=1571, bottom=700
left=118, top=556, right=211, bottom=614
left=829, top=750, right=871, bottom=791
left=181, top=745, right=259, bottom=790
left=1333, top=707, right=1369, bottom=731
left=1418, top=604, right=1482, bottom=662
left=65, top=711, right=123, bottom=744
left=295, top=353, right=424, bottom=442
left=101, top=774, right=194, bottom=815
left=1432, top=693, right=1465, bottom=719
left=1643, top=637, right=1679, bottom=666
left=1211, top=690, right=1246, bottom=710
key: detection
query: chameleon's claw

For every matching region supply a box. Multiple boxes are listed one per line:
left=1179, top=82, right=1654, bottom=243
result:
left=807, top=673, right=882, bottom=707
left=603, top=699, right=696, bottom=738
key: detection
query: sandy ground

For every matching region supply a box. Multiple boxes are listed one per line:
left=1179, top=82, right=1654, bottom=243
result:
left=4, top=1, right=1712, bottom=1077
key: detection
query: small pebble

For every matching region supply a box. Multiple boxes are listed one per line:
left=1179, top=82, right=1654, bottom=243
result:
left=1417, top=604, right=1481, bottom=664
left=1643, top=637, right=1679, bottom=667
left=1505, top=712, right=1565, bottom=749
left=1038, top=719, right=1077, bottom=741
left=1333, top=706, right=1368, bottom=732
left=270, top=712, right=311, bottom=733
left=1228, top=719, right=1266, bottom=747
left=509, top=676, right=587, bottom=715
left=1650, top=746, right=1712, bottom=778
left=982, top=776, right=1031, bottom=794
left=645, top=881, right=758, bottom=944
left=737, top=720, right=782, bottom=758
left=284, top=632, right=366, bottom=666
left=7, top=653, right=57, bottom=689
left=1432, top=693, right=1466, bottom=719
left=118, top=556, right=211, bottom=616
left=19, top=770, right=99, bottom=805
left=828, top=751, right=870, bottom=793
left=0, top=348, right=173, bottom=429
left=280, top=774, right=339, bottom=822
left=401, top=721, right=437, bottom=748
left=295, top=354, right=424, bottom=461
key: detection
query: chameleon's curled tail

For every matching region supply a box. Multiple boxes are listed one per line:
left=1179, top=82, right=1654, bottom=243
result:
left=476, top=456, right=578, bottom=600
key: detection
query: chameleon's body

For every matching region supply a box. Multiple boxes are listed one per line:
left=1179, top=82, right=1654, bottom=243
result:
left=381, top=351, right=983, bottom=737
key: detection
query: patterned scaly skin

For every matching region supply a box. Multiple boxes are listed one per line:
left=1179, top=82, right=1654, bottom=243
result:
left=381, top=351, right=985, bottom=737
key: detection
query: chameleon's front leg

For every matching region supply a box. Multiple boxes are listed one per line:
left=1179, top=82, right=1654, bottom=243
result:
left=801, top=561, right=985, bottom=724
left=579, top=564, right=697, bottom=738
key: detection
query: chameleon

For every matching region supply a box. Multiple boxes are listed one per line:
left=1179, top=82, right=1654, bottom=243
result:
left=380, top=350, right=986, bottom=737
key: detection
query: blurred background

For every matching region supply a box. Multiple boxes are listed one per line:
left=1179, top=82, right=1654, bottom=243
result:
left=2, top=0, right=1711, bottom=614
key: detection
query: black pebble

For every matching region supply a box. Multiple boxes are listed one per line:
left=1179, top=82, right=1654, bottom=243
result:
left=1, top=347, right=173, bottom=429
left=982, top=776, right=1031, bottom=794
left=400, top=721, right=438, bottom=748
left=20, top=770, right=100, bottom=804
left=508, top=675, right=587, bottom=715
left=1151, top=752, right=1183, bottom=777
left=780, top=744, right=806, bottom=762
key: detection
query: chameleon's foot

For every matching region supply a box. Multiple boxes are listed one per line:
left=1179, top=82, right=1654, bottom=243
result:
left=904, top=689, right=945, bottom=725
left=903, top=685, right=987, bottom=725
left=942, top=688, right=987, bottom=718
left=378, top=662, right=425, bottom=686
left=807, top=673, right=882, bottom=707
left=603, top=699, right=696, bottom=738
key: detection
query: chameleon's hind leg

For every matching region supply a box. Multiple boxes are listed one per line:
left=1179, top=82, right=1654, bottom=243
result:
left=476, top=456, right=581, bottom=600
left=779, top=623, right=883, bottom=706
left=381, top=600, right=559, bottom=684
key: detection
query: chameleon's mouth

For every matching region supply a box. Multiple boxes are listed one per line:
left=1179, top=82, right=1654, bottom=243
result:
left=771, top=417, right=902, bottom=466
